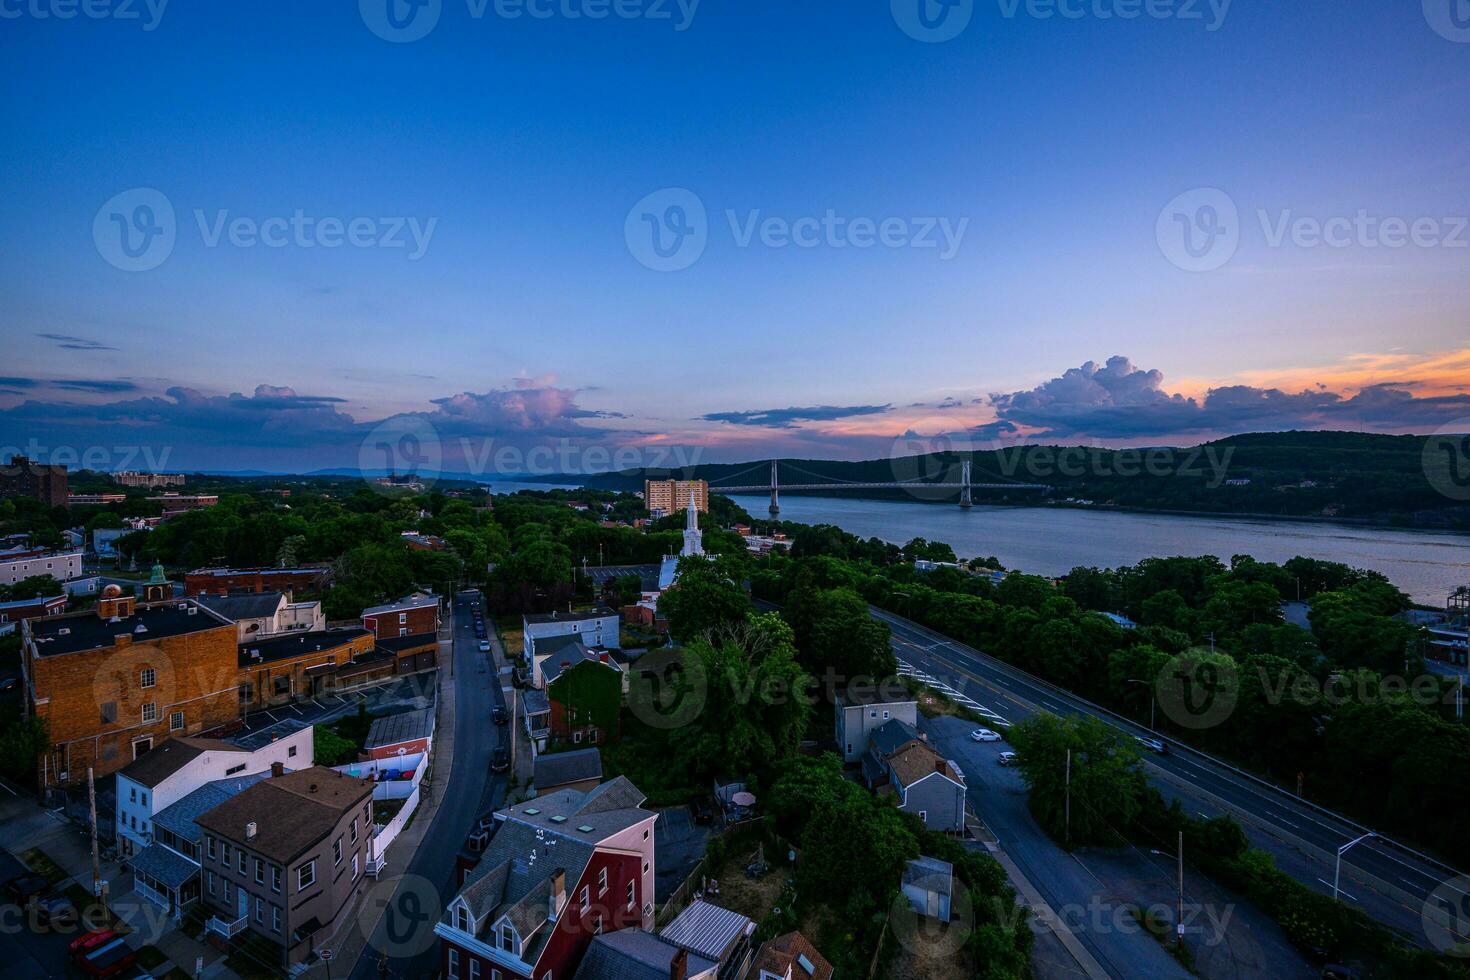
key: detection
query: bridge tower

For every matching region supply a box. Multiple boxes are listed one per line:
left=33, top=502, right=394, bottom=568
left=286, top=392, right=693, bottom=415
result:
left=959, top=458, right=973, bottom=509
left=768, top=459, right=780, bottom=517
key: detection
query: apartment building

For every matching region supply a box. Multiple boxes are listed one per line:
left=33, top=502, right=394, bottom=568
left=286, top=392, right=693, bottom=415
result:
left=643, top=479, right=708, bottom=517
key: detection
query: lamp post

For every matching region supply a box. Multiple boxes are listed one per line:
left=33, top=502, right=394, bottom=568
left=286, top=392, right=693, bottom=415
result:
left=1126, top=678, right=1157, bottom=730
left=1333, top=832, right=1377, bottom=902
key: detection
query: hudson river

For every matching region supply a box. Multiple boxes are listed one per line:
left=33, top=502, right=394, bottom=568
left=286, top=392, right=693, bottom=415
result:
left=728, top=494, right=1469, bottom=605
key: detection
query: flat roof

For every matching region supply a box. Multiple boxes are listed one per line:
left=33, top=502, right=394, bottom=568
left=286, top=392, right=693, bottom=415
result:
left=362, top=594, right=439, bottom=617
left=523, top=607, right=617, bottom=626
left=238, top=628, right=370, bottom=667
left=28, top=601, right=232, bottom=658
left=365, top=707, right=435, bottom=749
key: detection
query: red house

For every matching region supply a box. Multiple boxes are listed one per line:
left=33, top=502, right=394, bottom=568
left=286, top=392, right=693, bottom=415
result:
left=361, top=593, right=441, bottom=639
left=0, top=593, right=67, bottom=633
left=436, top=777, right=658, bottom=980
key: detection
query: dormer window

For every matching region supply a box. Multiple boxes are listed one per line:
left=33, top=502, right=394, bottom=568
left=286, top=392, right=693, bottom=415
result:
left=455, top=905, right=470, bottom=932
left=500, top=924, right=515, bottom=952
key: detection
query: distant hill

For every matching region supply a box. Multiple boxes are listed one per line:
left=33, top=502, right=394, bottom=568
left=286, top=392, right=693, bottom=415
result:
left=533, top=431, right=1470, bottom=530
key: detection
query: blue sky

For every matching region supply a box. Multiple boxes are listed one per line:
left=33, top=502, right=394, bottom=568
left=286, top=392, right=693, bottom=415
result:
left=2, top=0, right=1469, bottom=472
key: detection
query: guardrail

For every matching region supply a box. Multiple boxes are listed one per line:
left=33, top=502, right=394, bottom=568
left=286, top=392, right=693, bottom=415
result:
left=206, top=914, right=248, bottom=939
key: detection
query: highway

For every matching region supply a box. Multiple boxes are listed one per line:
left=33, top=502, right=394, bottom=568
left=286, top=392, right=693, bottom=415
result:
left=871, top=606, right=1470, bottom=950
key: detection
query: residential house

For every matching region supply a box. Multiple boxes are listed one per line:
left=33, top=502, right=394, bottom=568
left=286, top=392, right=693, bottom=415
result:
left=542, top=637, right=624, bottom=746
left=197, top=766, right=375, bottom=968
left=436, top=776, right=658, bottom=980
left=115, top=723, right=313, bottom=859
left=22, top=590, right=240, bottom=787
left=198, top=591, right=325, bottom=643
left=522, top=689, right=552, bottom=754
left=901, top=856, right=954, bottom=924
left=746, top=931, right=832, bottom=980
left=523, top=608, right=620, bottom=675
left=0, top=593, right=66, bottom=636
left=576, top=930, right=717, bottom=980
left=362, top=593, right=441, bottom=640
left=834, top=684, right=918, bottom=764
left=533, top=748, right=603, bottom=797
left=660, top=900, right=756, bottom=978
left=864, top=734, right=967, bottom=834
left=0, top=548, right=83, bottom=588
left=237, top=628, right=377, bottom=709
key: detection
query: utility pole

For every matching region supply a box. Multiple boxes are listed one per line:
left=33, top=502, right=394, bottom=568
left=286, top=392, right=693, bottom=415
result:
left=1176, top=831, right=1185, bottom=946
left=87, top=767, right=106, bottom=905
left=1064, top=749, right=1072, bottom=847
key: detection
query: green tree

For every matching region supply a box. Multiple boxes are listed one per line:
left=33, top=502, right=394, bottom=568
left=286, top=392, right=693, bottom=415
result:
left=1009, top=713, right=1146, bottom=847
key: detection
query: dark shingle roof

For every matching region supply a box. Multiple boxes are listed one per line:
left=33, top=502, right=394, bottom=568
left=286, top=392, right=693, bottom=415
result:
left=197, top=592, right=286, bottom=622
left=533, top=748, right=602, bottom=791
left=541, top=641, right=621, bottom=685
left=154, top=774, right=269, bottom=843
left=128, top=843, right=199, bottom=890
left=523, top=607, right=616, bottom=626
left=576, top=929, right=717, bottom=980
left=194, top=767, right=372, bottom=863
left=238, top=628, right=370, bottom=667
left=869, top=719, right=921, bottom=758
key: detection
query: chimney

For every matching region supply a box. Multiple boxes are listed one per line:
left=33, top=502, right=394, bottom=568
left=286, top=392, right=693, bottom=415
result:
left=245, top=821, right=258, bottom=840
left=599, top=653, right=609, bottom=664
left=549, top=868, right=566, bottom=919
left=270, top=761, right=284, bottom=778
left=114, top=634, right=131, bottom=648
left=670, top=947, right=688, bottom=980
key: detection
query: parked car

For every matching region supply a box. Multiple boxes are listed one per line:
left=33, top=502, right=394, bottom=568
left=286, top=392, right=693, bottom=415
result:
left=1134, top=736, right=1168, bottom=755
left=479, top=640, right=491, bottom=652
left=72, top=935, right=136, bottom=978
left=492, top=706, right=509, bottom=725
left=997, top=751, right=1018, bottom=767
left=490, top=746, right=511, bottom=772
left=29, top=892, right=78, bottom=926
left=691, top=798, right=715, bottom=825
left=970, top=728, right=1002, bottom=742
left=3, top=873, right=51, bottom=904
left=68, top=929, right=118, bottom=956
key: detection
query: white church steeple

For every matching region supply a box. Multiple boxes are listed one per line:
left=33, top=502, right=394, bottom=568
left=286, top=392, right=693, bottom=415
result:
left=681, top=494, right=705, bottom=557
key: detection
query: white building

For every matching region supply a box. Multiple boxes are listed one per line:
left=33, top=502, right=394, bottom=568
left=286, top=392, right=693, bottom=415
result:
left=197, top=591, right=325, bottom=643
left=834, top=689, right=919, bottom=764
left=522, top=607, right=621, bottom=678
left=0, top=549, right=83, bottom=587
left=114, top=720, right=314, bottom=859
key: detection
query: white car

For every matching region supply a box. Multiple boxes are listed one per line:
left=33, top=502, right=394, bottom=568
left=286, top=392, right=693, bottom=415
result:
left=478, top=640, right=491, bottom=652
left=997, top=751, right=1018, bottom=767
left=970, top=728, right=1002, bottom=742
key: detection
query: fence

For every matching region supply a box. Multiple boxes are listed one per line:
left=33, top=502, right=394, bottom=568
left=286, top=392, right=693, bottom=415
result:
left=371, top=784, right=421, bottom=860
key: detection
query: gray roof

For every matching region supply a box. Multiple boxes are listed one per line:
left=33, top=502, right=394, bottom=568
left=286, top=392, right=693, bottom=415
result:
left=128, top=843, right=199, bottom=890
left=227, top=717, right=311, bottom=752
left=860, top=751, right=886, bottom=786
left=524, top=607, right=617, bottom=626
left=117, top=737, right=247, bottom=789
left=153, top=774, right=269, bottom=843
left=534, top=748, right=602, bottom=791
left=576, top=929, right=717, bottom=980
left=541, top=641, right=621, bottom=685
left=197, top=591, right=286, bottom=621
left=586, top=564, right=662, bottom=594
left=869, top=719, right=921, bottom=758
left=456, top=820, right=597, bottom=959
left=903, top=856, right=954, bottom=901
left=361, top=594, right=439, bottom=617
left=659, top=899, right=753, bottom=962
left=366, top=707, right=435, bottom=749
left=522, top=689, right=551, bottom=716
left=500, top=778, right=651, bottom=840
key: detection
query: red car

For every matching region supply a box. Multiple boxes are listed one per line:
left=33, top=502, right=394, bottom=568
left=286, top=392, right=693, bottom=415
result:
left=68, top=929, right=118, bottom=956
left=73, top=935, right=136, bottom=977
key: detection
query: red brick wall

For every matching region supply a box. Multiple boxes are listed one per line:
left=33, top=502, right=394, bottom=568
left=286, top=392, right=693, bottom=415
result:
left=362, top=605, right=438, bottom=639
left=185, top=568, right=328, bottom=596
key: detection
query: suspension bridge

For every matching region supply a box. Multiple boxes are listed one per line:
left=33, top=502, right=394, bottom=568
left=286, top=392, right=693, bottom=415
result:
left=706, top=459, right=1050, bottom=515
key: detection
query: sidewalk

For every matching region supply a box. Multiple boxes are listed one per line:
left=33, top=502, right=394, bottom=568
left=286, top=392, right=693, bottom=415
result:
left=312, top=620, right=459, bottom=978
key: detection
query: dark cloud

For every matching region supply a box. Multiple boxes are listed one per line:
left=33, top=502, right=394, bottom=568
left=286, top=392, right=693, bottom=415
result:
left=53, top=380, right=141, bottom=394
left=983, top=356, right=1470, bottom=440
left=36, top=333, right=118, bottom=352
left=0, top=377, right=38, bottom=389
left=701, top=404, right=893, bottom=429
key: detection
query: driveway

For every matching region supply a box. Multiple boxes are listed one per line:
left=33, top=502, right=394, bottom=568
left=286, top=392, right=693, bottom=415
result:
left=654, top=806, right=711, bottom=902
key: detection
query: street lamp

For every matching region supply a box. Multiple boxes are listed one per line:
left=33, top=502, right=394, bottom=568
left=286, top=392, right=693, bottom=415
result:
left=1126, top=678, right=1157, bottom=730
left=1333, top=832, right=1377, bottom=902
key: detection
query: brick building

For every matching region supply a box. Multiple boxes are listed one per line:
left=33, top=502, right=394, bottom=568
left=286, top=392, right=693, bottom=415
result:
left=22, top=589, right=240, bottom=787
left=237, top=629, right=377, bottom=710
left=0, top=593, right=67, bottom=635
left=643, top=479, right=708, bottom=517
left=0, top=455, right=69, bottom=508
left=149, top=493, right=219, bottom=515
left=361, top=593, right=441, bottom=640
left=186, top=567, right=331, bottom=597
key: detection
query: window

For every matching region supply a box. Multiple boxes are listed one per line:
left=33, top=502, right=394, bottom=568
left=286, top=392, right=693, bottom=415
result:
left=597, top=867, right=607, bottom=896
left=333, top=837, right=343, bottom=866
left=254, top=859, right=264, bottom=884
left=170, top=711, right=185, bottom=732
left=643, top=861, right=649, bottom=874
left=298, top=862, right=316, bottom=889
left=447, top=949, right=459, bottom=978
left=626, top=880, right=635, bottom=909
left=141, top=791, right=148, bottom=807
left=350, top=818, right=359, bottom=844
left=352, top=854, right=360, bottom=880
left=223, top=880, right=232, bottom=904
left=398, top=613, right=407, bottom=624
left=493, top=970, right=503, bottom=980
left=254, top=896, right=263, bottom=923
left=140, top=668, right=156, bottom=689
left=579, top=886, right=589, bottom=914
left=225, top=763, right=245, bottom=776
left=918, top=810, right=927, bottom=824
left=272, top=905, right=281, bottom=933
left=238, top=850, right=246, bottom=874
left=141, top=703, right=157, bottom=723
left=206, top=871, right=215, bottom=895
left=222, top=843, right=231, bottom=865
left=470, top=962, right=480, bottom=980
left=288, top=745, right=297, bottom=758
left=129, top=788, right=136, bottom=804
left=456, top=905, right=469, bottom=931
left=500, top=925, right=514, bottom=951
left=271, top=866, right=281, bottom=893
left=592, top=914, right=603, bottom=935
left=642, top=829, right=649, bottom=840
left=207, top=837, right=216, bottom=860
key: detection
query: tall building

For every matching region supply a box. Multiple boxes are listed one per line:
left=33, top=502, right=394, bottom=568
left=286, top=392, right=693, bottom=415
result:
left=0, top=456, right=69, bottom=509
left=643, top=479, right=708, bottom=517
left=113, top=471, right=186, bottom=488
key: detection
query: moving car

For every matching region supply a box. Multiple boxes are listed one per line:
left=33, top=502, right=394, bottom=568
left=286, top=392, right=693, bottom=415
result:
left=970, top=728, right=1002, bottom=742
left=490, top=746, right=510, bottom=772
left=1134, top=736, right=1168, bottom=754
left=479, top=640, right=491, bottom=652
left=997, top=751, right=1018, bottom=767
